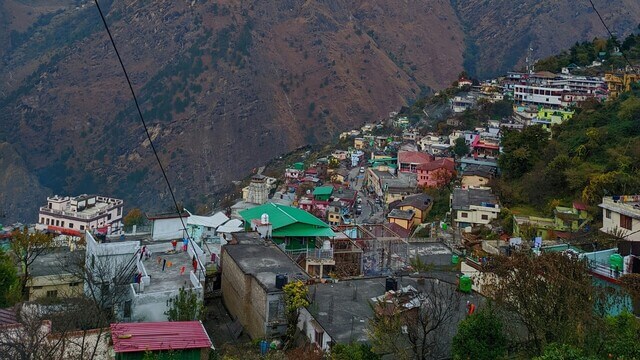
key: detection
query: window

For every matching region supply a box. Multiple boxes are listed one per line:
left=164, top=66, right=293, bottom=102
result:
left=124, top=300, right=132, bottom=318
left=69, top=282, right=80, bottom=287
left=32, top=286, right=43, bottom=290
left=461, top=212, right=468, bottom=218
left=40, top=218, right=44, bottom=224
left=55, top=220, right=60, bottom=226
left=117, top=207, right=122, bottom=216
left=80, top=225, right=85, bottom=230
left=107, top=214, right=112, bottom=221
left=315, top=330, right=324, bottom=345
left=46, top=290, right=58, bottom=298
left=61, top=221, right=64, bottom=227
left=620, top=214, right=633, bottom=230
left=48, top=202, right=52, bottom=209
left=605, top=209, right=611, bottom=219
left=46, top=219, right=50, bottom=225
left=69, top=223, right=74, bottom=229
left=481, top=214, right=489, bottom=220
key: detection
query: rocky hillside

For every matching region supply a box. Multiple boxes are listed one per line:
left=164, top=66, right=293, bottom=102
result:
left=453, top=0, right=640, bottom=78
left=0, top=0, right=638, bottom=222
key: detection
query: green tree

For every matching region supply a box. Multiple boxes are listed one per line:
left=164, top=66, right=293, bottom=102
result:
left=123, top=208, right=146, bottom=227
left=165, top=287, right=205, bottom=321
left=331, top=343, right=380, bottom=360
left=0, top=249, right=20, bottom=306
left=453, top=137, right=469, bottom=158
left=533, top=343, right=591, bottom=360
left=10, top=226, right=53, bottom=299
left=282, top=280, right=309, bottom=348
left=452, top=306, right=507, bottom=360
left=498, top=126, right=549, bottom=179
left=599, top=311, right=640, bottom=359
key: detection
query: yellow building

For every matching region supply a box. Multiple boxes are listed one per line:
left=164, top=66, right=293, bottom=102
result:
left=354, top=138, right=365, bottom=150
left=605, top=72, right=640, bottom=99
left=388, top=209, right=414, bottom=230
left=27, top=273, right=83, bottom=301
left=26, top=249, right=84, bottom=301
left=397, top=194, right=433, bottom=227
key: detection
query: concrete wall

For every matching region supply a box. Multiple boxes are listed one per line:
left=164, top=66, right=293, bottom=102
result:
left=27, top=274, right=83, bottom=301
left=602, top=209, right=640, bottom=242
left=221, top=249, right=272, bottom=339
left=84, top=232, right=139, bottom=301
left=128, top=273, right=203, bottom=322
left=455, top=205, right=500, bottom=227
left=461, top=261, right=498, bottom=296
left=151, top=218, right=186, bottom=241
left=298, top=308, right=333, bottom=351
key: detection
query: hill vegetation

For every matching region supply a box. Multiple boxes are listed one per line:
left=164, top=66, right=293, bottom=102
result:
left=535, top=28, right=640, bottom=73
left=495, top=87, right=640, bottom=215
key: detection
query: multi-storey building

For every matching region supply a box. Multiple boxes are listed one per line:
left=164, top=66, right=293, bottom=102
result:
left=38, top=194, right=124, bottom=235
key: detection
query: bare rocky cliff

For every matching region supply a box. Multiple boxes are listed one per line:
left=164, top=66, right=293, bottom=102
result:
left=0, top=0, right=638, bottom=222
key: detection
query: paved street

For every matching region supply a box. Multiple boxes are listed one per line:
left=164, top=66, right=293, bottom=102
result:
left=348, top=166, right=384, bottom=223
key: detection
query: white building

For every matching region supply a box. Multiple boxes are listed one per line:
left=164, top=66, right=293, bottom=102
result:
left=451, top=187, right=500, bottom=229
left=84, top=231, right=204, bottom=322
left=599, top=196, right=640, bottom=242
left=147, top=212, right=190, bottom=241
left=38, top=194, right=124, bottom=235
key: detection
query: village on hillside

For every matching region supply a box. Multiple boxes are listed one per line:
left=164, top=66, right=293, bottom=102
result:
left=1, top=47, right=640, bottom=359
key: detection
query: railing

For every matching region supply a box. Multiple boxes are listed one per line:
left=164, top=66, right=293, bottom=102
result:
left=39, top=206, right=113, bottom=220
left=306, top=248, right=334, bottom=261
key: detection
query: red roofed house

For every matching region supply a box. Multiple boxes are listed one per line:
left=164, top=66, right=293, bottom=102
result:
left=397, top=151, right=435, bottom=173
left=111, top=321, right=212, bottom=359
left=471, top=135, right=500, bottom=158
left=416, top=158, right=456, bottom=188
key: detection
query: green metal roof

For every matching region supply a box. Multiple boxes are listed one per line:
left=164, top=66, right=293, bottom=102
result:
left=239, top=203, right=335, bottom=237
left=313, top=186, right=334, bottom=196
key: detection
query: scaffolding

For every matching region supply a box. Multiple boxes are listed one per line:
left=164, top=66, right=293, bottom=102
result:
left=335, top=224, right=410, bottom=276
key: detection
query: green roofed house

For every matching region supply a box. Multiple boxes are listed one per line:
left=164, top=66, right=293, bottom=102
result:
left=240, top=203, right=335, bottom=251
left=312, top=186, right=334, bottom=201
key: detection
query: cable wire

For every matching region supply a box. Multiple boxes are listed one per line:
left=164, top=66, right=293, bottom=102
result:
left=587, top=0, right=638, bottom=74
left=92, top=0, right=205, bottom=279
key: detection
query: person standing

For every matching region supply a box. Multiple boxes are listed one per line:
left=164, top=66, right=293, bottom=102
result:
left=182, top=237, right=188, bottom=252
left=171, top=239, right=177, bottom=251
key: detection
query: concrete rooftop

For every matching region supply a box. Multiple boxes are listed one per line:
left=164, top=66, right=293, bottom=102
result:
left=224, top=244, right=308, bottom=293
left=140, top=242, right=199, bottom=293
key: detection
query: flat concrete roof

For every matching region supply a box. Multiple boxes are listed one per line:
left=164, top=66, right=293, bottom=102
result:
left=30, top=247, right=84, bottom=277
left=141, top=242, right=199, bottom=293
left=224, top=244, right=308, bottom=293
left=307, top=276, right=482, bottom=352
left=451, top=188, right=498, bottom=210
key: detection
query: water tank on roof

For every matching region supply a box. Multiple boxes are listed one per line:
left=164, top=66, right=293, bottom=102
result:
left=275, top=274, right=288, bottom=290
left=322, top=240, right=331, bottom=250
left=459, top=275, right=472, bottom=293
left=261, top=213, right=269, bottom=225
left=385, top=277, right=398, bottom=292
left=610, top=254, right=623, bottom=272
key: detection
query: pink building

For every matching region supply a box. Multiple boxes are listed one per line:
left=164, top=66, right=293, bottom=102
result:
left=416, top=158, right=455, bottom=188
left=397, top=151, right=435, bottom=173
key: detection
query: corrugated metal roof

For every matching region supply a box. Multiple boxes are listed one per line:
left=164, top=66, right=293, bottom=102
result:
left=110, top=321, right=211, bottom=353
left=0, top=308, right=18, bottom=326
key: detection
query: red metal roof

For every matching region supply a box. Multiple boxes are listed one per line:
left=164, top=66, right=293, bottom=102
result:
left=47, top=225, right=82, bottom=237
left=416, top=158, right=455, bottom=173
left=572, top=201, right=588, bottom=211
left=110, top=321, right=212, bottom=353
left=398, top=151, right=434, bottom=165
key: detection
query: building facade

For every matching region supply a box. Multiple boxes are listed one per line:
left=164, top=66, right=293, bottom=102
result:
left=38, top=195, right=124, bottom=235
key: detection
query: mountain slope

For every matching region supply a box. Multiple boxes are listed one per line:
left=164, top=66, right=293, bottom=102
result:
left=453, top=0, right=640, bottom=78
left=0, top=0, right=638, bottom=222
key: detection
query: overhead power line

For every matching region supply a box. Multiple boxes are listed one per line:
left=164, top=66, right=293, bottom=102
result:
left=587, top=0, right=638, bottom=74
left=92, top=0, right=205, bottom=279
